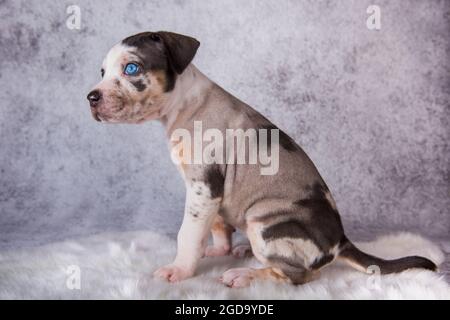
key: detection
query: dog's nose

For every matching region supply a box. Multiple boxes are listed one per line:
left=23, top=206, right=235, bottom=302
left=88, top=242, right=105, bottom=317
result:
left=87, top=90, right=102, bottom=107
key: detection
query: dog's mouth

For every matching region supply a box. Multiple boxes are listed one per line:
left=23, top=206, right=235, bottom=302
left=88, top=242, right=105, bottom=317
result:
left=90, top=108, right=102, bottom=122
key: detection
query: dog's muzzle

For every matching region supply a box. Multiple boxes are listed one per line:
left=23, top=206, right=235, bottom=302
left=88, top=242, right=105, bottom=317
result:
left=87, top=90, right=102, bottom=121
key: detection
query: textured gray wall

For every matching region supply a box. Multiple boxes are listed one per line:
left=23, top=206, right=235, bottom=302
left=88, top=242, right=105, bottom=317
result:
left=0, top=0, right=448, bottom=248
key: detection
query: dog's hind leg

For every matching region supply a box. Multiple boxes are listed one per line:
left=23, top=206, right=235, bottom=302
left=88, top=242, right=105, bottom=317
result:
left=220, top=266, right=317, bottom=288
left=220, top=219, right=323, bottom=287
left=220, top=267, right=291, bottom=288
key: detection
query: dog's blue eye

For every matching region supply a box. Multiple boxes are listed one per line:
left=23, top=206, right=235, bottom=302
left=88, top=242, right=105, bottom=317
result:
left=124, top=63, right=139, bottom=75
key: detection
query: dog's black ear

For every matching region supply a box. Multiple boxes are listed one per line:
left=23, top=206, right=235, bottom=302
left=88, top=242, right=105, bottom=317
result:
left=153, top=31, right=200, bottom=74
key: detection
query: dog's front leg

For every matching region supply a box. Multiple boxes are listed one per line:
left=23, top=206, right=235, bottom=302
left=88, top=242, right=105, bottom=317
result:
left=154, top=181, right=221, bottom=282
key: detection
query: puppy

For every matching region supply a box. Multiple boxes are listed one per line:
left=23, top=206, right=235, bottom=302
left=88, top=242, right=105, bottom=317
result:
left=87, top=31, right=437, bottom=287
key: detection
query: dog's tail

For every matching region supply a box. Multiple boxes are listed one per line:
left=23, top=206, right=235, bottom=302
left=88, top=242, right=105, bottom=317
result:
left=337, top=236, right=437, bottom=274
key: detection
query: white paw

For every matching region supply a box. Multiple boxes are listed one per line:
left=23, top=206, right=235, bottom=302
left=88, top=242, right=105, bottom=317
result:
left=153, top=264, right=193, bottom=283
left=232, top=244, right=253, bottom=258
left=204, top=245, right=230, bottom=257
left=220, top=268, right=254, bottom=288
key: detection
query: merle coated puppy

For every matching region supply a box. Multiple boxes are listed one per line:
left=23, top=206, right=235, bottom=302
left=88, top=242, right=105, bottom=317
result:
left=87, top=31, right=436, bottom=287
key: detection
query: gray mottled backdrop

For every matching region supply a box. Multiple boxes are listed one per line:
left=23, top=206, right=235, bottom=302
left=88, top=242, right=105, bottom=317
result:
left=0, top=0, right=448, bottom=249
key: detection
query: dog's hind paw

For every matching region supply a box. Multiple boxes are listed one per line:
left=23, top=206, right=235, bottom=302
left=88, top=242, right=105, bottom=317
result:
left=220, top=268, right=254, bottom=288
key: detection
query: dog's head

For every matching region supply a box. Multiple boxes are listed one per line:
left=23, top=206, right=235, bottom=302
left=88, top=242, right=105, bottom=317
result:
left=87, top=31, right=200, bottom=123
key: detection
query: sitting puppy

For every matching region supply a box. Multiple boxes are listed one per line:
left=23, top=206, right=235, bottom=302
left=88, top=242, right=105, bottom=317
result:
left=87, top=31, right=436, bottom=288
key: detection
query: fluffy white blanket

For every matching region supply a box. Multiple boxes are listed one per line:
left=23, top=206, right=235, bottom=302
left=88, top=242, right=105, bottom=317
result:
left=0, top=231, right=448, bottom=299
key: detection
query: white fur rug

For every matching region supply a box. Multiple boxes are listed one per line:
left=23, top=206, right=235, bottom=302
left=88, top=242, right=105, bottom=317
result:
left=0, top=231, right=448, bottom=299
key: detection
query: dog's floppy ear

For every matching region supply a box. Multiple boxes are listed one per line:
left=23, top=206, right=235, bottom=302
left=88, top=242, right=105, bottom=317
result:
left=153, top=31, right=200, bottom=74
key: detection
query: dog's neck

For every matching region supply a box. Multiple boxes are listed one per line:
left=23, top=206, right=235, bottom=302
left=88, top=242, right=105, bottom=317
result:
left=159, top=64, right=214, bottom=135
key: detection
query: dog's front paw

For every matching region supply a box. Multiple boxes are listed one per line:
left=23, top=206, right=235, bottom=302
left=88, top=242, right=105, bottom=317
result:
left=153, top=264, right=194, bottom=283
